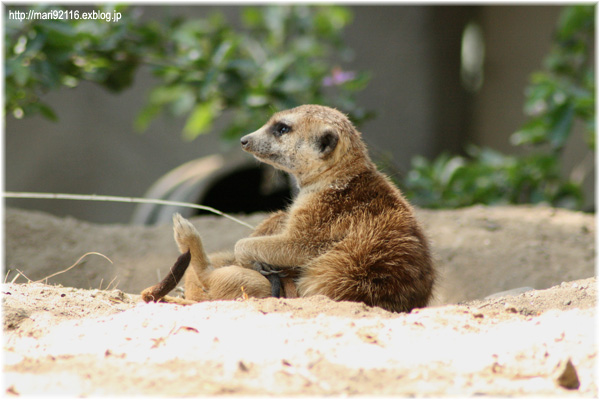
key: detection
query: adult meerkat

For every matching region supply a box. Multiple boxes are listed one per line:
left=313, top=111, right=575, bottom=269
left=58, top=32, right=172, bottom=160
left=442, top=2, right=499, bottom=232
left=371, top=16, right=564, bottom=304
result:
left=142, top=104, right=434, bottom=312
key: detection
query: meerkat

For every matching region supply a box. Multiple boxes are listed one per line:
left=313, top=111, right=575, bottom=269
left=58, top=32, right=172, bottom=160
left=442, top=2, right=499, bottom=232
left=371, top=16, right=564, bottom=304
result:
left=142, top=104, right=434, bottom=312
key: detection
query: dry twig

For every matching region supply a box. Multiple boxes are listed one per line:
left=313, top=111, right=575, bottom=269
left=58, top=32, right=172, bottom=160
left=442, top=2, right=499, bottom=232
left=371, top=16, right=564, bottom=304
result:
left=38, top=252, right=113, bottom=283
left=3, top=191, right=254, bottom=229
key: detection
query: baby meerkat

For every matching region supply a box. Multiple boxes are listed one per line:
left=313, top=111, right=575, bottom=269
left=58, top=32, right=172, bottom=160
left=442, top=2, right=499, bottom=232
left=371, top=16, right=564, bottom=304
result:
left=142, top=104, right=435, bottom=312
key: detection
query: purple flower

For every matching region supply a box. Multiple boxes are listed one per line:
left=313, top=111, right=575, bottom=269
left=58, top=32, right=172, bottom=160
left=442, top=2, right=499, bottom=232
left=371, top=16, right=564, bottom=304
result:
left=323, top=68, right=356, bottom=87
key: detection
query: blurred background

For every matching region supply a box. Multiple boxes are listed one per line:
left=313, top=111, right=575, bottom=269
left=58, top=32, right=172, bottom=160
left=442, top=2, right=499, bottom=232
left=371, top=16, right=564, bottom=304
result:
left=4, top=5, right=595, bottom=224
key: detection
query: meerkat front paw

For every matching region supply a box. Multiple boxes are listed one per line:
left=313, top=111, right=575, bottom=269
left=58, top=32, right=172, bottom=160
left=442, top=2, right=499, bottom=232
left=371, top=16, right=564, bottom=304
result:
left=249, top=261, right=284, bottom=298
left=173, top=213, right=202, bottom=254
left=253, top=261, right=286, bottom=277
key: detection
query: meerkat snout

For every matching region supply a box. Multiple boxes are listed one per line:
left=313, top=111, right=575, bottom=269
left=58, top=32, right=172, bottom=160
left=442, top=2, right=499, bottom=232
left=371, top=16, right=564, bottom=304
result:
left=239, top=133, right=263, bottom=159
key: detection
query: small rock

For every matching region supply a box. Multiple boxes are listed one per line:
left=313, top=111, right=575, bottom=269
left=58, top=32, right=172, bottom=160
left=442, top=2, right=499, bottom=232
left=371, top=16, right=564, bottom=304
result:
left=6, top=385, right=19, bottom=396
left=504, top=303, right=518, bottom=313
left=238, top=360, right=249, bottom=372
left=563, top=300, right=572, bottom=306
left=110, top=289, right=125, bottom=301
left=484, top=220, right=501, bottom=231
left=554, top=358, right=580, bottom=390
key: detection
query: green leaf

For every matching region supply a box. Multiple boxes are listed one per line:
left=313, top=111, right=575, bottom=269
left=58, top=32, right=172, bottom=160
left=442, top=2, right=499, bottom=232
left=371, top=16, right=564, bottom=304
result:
left=149, top=85, right=188, bottom=105
left=315, top=6, right=352, bottom=35
left=211, top=39, right=236, bottom=67
left=557, top=5, right=594, bottom=40
left=584, top=119, right=595, bottom=149
left=170, top=89, right=196, bottom=116
left=134, top=103, right=161, bottom=132
left=37, top=103, right=58, bottom=121
left=439, top=156, right=465, bottom=186
left=8, top=60, right=30, bottom=86
left=241, top=8, right=263, bottom=28
left=183, top=100, right=219, bottom=140
left=42, top=18, right=78, bottom=36
left=22, top=32, right=47, bottom=57
left=510, top=119, right=548, bottom=146
left=549, top=104, right=575, bottom=150
left=262, top=54, right=295, bottom=86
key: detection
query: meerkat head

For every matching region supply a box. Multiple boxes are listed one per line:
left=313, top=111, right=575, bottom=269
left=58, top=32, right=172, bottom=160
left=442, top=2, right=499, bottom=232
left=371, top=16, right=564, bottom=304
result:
left=240, top=105, right=368, bottom=187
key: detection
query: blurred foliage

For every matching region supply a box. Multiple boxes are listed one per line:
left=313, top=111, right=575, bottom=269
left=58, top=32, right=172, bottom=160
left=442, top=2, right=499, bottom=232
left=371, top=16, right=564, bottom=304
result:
left=511, top=5, right=595, bottom=151
left=404, top=5, right=594, bottom=210
left=5, top=4, right=137, bottom=121
left=5, top=5, right=371, bottom=140
left=405, top=146, right=583, bottom=209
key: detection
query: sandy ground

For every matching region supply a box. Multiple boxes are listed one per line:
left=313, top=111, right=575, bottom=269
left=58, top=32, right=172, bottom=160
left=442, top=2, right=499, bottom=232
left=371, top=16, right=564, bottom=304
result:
left=2, top=205, right=597, bottom=396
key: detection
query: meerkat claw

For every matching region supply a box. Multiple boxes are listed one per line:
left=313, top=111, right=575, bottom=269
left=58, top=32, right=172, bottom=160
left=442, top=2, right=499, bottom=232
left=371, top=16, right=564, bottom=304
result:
left=260, top=269, right=286, bottom=277
left=253, top=261, right=286, bottom=277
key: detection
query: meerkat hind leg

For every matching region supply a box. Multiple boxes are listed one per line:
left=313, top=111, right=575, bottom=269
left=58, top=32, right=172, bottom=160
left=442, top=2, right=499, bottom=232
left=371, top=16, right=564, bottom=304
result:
left=206, top=266, right=271, bottom=300
left=282, top=277, right=298, bottom=298
left=173, top=213, right=213, bottom=279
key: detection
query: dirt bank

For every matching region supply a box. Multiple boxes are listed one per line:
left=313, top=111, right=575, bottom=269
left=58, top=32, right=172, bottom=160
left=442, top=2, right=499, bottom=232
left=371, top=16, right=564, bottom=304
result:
left=4, top=205, right=595, bottom=304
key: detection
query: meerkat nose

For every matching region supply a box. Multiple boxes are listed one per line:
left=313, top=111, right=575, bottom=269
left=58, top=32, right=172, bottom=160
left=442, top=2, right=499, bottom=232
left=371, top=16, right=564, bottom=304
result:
left=240, top=135, right=250, bottom=148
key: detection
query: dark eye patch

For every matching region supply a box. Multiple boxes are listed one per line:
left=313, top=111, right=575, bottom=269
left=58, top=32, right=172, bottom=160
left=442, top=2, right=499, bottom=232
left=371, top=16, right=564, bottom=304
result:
left=272, top=122, right=292, bottom=137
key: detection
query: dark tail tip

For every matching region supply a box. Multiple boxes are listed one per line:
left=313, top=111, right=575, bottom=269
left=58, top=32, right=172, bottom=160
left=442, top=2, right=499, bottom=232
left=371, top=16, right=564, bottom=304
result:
left=141, top=250, right=191, bottom=303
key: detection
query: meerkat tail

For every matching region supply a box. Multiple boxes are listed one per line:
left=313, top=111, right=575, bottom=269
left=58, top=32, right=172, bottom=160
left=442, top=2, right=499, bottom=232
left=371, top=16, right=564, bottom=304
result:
left=141, top=250, right=191, bottom=303
left=172, top=213, right=213, bottom=279
left=265, top=274, right=282, bottom=297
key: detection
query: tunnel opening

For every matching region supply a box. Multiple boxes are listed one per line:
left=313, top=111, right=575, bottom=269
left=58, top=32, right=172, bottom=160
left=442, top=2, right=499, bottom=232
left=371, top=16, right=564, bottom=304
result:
left=195, top=166, right=293, bottom=215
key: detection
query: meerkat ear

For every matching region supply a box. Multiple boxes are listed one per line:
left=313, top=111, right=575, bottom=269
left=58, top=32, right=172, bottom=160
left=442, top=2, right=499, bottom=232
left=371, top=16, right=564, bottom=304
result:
left=316, top=130, right=339, bottom=158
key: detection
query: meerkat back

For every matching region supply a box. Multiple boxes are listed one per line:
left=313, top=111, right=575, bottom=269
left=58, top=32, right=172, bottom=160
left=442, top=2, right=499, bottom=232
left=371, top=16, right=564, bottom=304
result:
left=294, top=168, right=435, bottom=312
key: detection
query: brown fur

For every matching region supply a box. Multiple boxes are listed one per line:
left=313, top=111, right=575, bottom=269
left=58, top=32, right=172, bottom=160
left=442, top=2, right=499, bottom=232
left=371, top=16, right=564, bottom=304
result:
left=143, top=105, right=434, bottom=312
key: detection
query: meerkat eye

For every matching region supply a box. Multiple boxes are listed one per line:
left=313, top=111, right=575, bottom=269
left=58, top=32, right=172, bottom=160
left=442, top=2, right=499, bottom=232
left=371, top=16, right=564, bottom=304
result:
left=272, top=122, right=291, bottom=137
